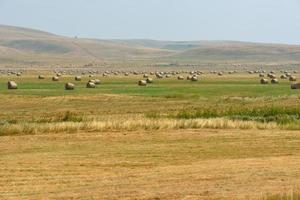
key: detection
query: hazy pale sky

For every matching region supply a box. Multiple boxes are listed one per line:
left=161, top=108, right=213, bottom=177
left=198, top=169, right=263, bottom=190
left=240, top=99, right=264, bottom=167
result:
left=1, top=0, right=300, bottom=44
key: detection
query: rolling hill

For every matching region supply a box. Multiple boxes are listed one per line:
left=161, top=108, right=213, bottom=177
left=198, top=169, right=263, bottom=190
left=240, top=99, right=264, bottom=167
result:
left=1, top=25, right=300, bottom=67
left=0, top=25, right=175, bottom=66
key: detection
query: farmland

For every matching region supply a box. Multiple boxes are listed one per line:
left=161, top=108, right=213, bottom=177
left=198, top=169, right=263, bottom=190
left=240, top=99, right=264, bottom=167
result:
left=1, top=129, right=300, bottom=200
left=1, top=24, right=300, bottom=199
left=0, top=72, right=300, bottom=135
left=0, top=71, right=300, bottom=199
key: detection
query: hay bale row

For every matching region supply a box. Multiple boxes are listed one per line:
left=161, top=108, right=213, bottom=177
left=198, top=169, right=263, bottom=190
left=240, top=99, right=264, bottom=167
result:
left=187, top=75, right=198, bottom=81
left=260, top=78, right=280, bottom=84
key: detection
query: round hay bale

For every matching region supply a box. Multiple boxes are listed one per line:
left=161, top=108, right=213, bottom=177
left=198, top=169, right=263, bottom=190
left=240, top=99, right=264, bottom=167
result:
left=260, top=78, right=269, bottom=84
left=65, top=82, right=75, bottom=90
left=86, top=82, right=96, bottom=88
left=8, top=81, right=17, bottom=89
left=280, top=74, right=287, bottom=79
left=138, top=80, right=147, bottom=86
left=143, top=74, right=149, bottom=78
left=16, top=72, right=22, bottom=76
left=291, top=83, right=300, bottom=89
left=259, top=73, right=265, bottom=77
left=38, top=75, right=45, bottom=79
left=271, top=79, right=279, bottom=84
left=94, top=79, right=101, bottom=85
left=289, top=76, right=297, bottom=82
left=166, top=74, right=171, bottom=78
left=146, top=78, right=153, bottom=84
left=285, top=73, right=292, bottom=77
left=218, top=72, right=223, bottom=76
left=268, top=74, right=276, bottom=79
left=52, top=76, right=59, bottom=81
left=124, top=72, right=129, bottom=76
left=191, top=76, right=198, bottom=81
left=177, top=76, right=184, bottom=80
left=156, top=74, right=163, bottom=79
left=56, top=73, right=62, bottom=77
left=75, top=76, right=82, bottom=81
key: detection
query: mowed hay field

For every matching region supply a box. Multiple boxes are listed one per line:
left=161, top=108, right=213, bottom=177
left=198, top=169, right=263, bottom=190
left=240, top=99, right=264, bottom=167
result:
left=1, top=130, right=300, bottom=200
left=1, top=72, right=300, bottom=199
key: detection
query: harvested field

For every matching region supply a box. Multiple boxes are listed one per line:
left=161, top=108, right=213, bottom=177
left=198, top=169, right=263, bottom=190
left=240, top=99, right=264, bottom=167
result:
left=1, top=129, right=300, bottom=199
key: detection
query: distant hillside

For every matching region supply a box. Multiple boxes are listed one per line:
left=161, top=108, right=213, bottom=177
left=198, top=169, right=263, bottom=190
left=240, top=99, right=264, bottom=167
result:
left=1, top=25, right=300, bottom=67
left=0, top=25, right=174, bottom=66
left=100, top=39, right=300, bottom=64
left=169, top=41, right=300, bottom=63
left=0, top=25, right=57, bottom=40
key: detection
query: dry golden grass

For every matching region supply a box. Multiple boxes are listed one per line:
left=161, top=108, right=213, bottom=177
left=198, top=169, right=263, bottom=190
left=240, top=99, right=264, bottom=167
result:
left=1, top=129, right=300, bottom=199
left=0, top=115, right=280, bottom=136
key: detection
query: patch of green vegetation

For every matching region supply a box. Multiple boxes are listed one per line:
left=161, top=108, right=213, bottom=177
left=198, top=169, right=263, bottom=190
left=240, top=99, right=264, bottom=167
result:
left=173, top=105, right=300, bottom=124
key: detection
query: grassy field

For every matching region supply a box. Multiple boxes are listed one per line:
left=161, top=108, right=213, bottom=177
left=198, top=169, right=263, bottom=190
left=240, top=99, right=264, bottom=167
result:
left=1, top=72, right=300, bottom=199
left=0, top=73, right=299, bottom=135
left=0, top=74, right=298, bottom=97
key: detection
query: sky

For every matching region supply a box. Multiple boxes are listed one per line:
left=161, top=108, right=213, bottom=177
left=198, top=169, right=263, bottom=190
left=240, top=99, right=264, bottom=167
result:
left=0, top=0, right=300, bottom=44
